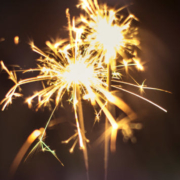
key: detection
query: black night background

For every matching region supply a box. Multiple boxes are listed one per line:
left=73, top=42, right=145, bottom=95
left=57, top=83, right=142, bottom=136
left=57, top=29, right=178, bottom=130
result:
left=0, top=0, right=180, bottom=180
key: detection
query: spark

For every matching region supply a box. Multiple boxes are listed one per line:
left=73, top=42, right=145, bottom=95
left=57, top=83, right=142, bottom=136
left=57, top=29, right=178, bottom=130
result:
left=0, top=37, right=5, bottom=42
left=14, top=36, right=19, bottom=45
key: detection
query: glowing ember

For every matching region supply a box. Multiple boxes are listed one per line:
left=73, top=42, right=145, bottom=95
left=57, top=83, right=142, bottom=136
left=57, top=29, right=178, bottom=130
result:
left=14, top=36, right=19, bottom=45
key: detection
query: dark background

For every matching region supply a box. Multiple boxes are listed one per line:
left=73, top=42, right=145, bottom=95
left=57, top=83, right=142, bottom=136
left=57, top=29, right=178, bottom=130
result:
left=0, top=0, right=180, bottom=180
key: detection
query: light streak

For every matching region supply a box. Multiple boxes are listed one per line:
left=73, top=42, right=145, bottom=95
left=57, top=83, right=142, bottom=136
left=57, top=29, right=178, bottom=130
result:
left=9, top=128, right=43, bottom=177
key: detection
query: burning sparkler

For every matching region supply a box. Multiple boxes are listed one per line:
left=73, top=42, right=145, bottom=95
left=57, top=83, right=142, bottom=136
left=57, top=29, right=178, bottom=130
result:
left=0, top=0, right=170, bottom=179
left=77, top=0, right=140, bottom=69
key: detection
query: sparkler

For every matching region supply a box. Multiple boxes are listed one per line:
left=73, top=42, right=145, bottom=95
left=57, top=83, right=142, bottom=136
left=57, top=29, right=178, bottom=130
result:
left=77, top=0, right=139, bottom=69
left=0, top=0, right=170, bottom=179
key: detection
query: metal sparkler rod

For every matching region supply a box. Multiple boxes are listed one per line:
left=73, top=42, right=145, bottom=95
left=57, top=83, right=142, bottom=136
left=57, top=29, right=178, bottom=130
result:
left=105, top=62, right=112, bottom=180
left=76, top=85, right=89, bottom=180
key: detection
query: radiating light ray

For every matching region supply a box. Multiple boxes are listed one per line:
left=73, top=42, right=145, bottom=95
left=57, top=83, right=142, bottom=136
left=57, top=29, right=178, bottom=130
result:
left=112, top=79, right=172, bottom=94
left=112, top=85, right=168, bottom=112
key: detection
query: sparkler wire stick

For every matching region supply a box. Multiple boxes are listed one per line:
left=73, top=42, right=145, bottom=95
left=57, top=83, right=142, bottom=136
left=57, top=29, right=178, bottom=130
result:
left=40, top=104, right=58, bottom=141
left=77, top=84, right=89, bottom=179
left=66, top=8, right=89, bottom=176
left=104, top=62, right=112, bottom=180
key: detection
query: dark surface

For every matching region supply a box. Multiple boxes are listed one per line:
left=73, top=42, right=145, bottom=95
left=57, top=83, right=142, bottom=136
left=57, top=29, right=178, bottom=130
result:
left=0, top=0, right=180, bottom=180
